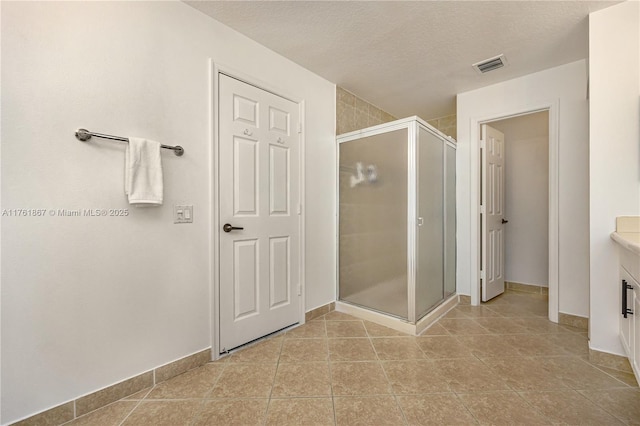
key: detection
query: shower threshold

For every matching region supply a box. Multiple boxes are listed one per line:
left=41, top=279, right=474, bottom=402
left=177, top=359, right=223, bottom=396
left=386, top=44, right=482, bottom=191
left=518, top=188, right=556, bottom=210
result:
left=335, top=293, right=459, bottom=336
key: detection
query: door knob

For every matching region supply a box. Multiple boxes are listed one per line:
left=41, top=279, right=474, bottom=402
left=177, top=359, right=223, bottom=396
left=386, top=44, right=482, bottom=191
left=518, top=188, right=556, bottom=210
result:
left=502, top=219, right=509, bottom=224
left=223, top=223, right=244, bottom=233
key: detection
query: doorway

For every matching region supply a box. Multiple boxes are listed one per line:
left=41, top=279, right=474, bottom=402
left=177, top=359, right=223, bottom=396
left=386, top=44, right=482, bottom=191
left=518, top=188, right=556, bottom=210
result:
left=480, top=111, right=550, bottom=302
left=468, top=100, right=559, bottom=323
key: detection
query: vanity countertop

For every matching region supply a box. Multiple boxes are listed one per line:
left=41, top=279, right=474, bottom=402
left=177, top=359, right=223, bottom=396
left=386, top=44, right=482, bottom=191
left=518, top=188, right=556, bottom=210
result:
left=611, top=232, right=640, bottom=256
left=611, top=216, right=640, bottom=256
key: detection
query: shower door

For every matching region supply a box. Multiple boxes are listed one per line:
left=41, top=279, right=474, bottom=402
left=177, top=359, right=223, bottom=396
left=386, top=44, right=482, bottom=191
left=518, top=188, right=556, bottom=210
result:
left=338, top=128, right=409, bottom=319
left=415, top=127, right=444, bottom=320
left=444, top=142, right=457, bottom=297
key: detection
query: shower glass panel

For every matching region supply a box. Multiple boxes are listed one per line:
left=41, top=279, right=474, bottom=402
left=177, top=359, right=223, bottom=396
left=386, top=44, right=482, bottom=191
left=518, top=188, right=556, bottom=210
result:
left=339, top=128, right=409, bottom=319
left=415, top=128, right=444, bottom=319
left=444, top=144, right=457, bottom=297
left=338, top=117, right=456, bottom=327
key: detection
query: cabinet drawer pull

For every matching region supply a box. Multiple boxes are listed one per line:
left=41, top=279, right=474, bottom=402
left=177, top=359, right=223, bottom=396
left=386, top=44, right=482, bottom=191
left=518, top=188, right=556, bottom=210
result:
left=622, top=280, right=634, bottom=318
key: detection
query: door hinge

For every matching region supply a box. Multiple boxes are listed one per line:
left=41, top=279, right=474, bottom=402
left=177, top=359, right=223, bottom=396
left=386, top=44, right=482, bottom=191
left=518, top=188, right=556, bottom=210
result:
left=297, top=123, right=302, bottom=134
left=297, top=284, right=301, bottom=296
left=480, top=270, right=486, bottom=280
left=297, top=204, right=302, bottom=215
left=480, top=139, right=486, bottom=149
left=480, top=205, right=486, bottom=214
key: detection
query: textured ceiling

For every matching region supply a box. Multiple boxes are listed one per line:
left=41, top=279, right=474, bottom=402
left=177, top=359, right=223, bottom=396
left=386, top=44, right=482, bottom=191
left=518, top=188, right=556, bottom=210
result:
left=185, top=1, right=617, bottom=119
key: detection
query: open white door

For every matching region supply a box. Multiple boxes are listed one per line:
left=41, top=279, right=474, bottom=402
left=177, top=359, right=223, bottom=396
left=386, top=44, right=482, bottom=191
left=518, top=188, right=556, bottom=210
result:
left=218, top=74, right=300, bottom=352
left=481, top=124, right=506, bottom=302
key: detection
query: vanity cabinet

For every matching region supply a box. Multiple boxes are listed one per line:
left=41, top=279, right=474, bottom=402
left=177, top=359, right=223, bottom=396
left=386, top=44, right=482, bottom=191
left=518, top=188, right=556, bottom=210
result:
left=618, top=246, right=640, bottom=380
left=635, top=286, right=640, bottom=376
left=620, top=268, right=636, bottom=358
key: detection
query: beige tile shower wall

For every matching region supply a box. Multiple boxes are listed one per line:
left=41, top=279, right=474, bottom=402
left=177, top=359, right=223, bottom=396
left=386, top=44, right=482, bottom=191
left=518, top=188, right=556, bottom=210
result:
left=336, top=87, right=396, bottom=135
left=427, top=114, right=457, bottom=139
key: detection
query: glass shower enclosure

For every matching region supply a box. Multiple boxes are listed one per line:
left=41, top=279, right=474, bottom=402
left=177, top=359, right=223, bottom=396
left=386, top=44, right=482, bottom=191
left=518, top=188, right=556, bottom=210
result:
left=338, top=117, right=456, bottom=325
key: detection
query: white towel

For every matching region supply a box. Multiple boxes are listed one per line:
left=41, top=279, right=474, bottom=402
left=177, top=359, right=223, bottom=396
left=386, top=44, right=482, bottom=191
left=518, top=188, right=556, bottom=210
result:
left=124, top=137, right=163, bottom=205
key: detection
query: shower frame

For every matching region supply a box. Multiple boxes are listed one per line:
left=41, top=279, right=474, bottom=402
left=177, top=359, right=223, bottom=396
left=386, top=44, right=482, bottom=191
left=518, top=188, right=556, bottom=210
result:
left=336, top=116, right=457, bottom=331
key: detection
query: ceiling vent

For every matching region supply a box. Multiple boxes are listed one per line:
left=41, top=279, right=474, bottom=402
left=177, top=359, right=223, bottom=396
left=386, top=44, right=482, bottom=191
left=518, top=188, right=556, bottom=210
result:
left=472, top=54, right=508, bottom=74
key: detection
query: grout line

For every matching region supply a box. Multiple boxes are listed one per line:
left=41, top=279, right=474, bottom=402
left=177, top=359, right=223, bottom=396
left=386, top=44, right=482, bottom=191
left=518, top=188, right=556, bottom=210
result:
left=450, top=389, right=482, bottom=425
left=332, top=392, right=439, bottom=398
left=383, top=367, right=409, bottom=426
left=262, top=395, right=337, bottom=399
left=325, top=320, right=338, bottom=426
left=262, top=334, right=286, bottom=425
left=513, top=389, right=561, bottom=424
left=366, top=325, right=408, bottom=425
left=187, top=399, right=206, bottom=426
left=588, top=363, right=637, bottom=388
left=187, top=356, right=229, bottom=425
left=201, top=360, right=228, bottom=399
left=572, top=356, right=634, bottom=385
left=130, top=397, right=212, bottom=402
left=576, top=388, right=635, bottom=425
left=116, top=396, right=147, bottom=426
left=139, top=387, right=154, bottom=399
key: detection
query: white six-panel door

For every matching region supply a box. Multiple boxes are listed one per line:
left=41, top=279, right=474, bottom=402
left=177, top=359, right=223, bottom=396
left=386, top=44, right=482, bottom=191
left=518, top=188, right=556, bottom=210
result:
left=219, top=74, right=300, bottom=352
left=481, top=124, right=506, bottom=302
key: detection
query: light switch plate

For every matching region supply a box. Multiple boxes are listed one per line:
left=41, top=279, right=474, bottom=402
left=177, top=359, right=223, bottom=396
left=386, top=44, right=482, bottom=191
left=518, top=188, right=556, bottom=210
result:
left=174, top=205, right=193, bottom=224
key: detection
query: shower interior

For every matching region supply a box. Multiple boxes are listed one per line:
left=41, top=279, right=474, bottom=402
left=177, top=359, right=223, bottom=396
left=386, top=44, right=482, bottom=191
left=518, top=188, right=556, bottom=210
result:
left=337, top=117, right=457, bottom=332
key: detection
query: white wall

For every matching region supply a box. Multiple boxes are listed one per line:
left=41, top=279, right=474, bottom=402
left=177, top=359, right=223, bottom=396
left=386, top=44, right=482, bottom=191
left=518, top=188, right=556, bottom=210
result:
left=1, top=1, right=336, bottom=423
left=457, top=60, right=590, bottom=317
left=589, top=1, right=640, bottom=356
left=491, top=112, right=549, bottom=287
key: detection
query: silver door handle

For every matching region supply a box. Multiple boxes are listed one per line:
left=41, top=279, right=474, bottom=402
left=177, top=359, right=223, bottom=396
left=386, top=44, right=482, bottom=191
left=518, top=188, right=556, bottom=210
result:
left=223, top=223, right=244, bottom=233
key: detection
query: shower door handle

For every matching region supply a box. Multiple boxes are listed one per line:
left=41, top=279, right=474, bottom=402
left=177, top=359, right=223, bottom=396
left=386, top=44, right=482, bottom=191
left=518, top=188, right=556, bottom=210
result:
left=223, top=223, right=244, bottom=233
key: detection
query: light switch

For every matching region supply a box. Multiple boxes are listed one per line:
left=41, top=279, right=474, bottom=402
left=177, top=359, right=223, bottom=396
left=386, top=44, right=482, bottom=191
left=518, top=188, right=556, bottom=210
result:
left=174, top=205, right=193, bottom=224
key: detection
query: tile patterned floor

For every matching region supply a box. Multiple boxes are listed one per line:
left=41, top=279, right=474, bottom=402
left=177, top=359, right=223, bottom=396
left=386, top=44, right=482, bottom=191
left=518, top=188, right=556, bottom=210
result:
left=65, top=291, right=640, bottom=425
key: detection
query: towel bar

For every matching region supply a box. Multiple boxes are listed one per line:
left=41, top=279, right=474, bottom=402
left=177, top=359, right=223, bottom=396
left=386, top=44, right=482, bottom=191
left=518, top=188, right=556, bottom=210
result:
left=75, top=128, right=184, bottom=156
